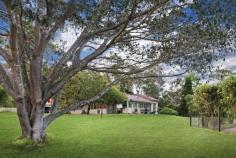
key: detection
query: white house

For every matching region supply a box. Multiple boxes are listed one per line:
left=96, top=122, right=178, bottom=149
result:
left=71, top=94, right=158, bottom=115
left=122, top=94, right=158, bottom=114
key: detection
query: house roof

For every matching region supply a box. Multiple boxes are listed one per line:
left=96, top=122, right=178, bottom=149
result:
left=127, top=94, right=158, bottom=104
left=138, top=95, right=158, bottom=102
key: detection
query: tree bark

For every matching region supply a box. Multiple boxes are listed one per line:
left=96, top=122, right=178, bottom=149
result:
left=15, top=99, right=45, bottom=142
left=16, top=101, right=32, bottom=138
left=31, top=105, right=45, bottom=142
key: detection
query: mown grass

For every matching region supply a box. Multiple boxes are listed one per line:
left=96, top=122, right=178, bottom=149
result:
left=0, top=112, right=236, bottom=158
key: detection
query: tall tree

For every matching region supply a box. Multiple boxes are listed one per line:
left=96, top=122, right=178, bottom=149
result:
left=100, top=86, right=127, bottom=113
left=60, top=72, right=108, bottom=108
left=60, top=72, right=126, bottom=114
left=135, top=66, right=164, bottom=97
left=0, top=0, right=234, bottom=142
left=193, top=84, right=222, bottom=117
left=178, top=74, right=197, bottom=116
left=220, top=76, right=236, bottom=122
left=142, top=80, right=161, bottom=98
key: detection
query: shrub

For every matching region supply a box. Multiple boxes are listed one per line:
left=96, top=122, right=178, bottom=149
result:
left=159, top=107, right=178, bottom=115
left=0, top=86, right=13, bottom=107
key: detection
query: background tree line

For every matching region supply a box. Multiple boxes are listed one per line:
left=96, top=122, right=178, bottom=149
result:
left=189, top=76, right=236, bottom=122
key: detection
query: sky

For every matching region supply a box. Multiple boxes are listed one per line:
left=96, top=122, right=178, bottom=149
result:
left=216, top=53, right=236, bottom=73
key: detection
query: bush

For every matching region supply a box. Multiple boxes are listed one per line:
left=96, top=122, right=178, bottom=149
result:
left=0, top=86, right=13, bottom=107
left=159, top=107, right=178, bottom=115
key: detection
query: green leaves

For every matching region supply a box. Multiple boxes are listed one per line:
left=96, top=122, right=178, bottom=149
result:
left=191, top=76, right=236, bottom=117
left=220, top=76, right=236, bottom=107
left=100, top=86, right=127, bottom=105
left=0, top=86, right=13, bottom=107
left=193, top=84, right=222, bottom=116
left=179, top=74, right=195, bottom=116
left=60, top=72, right=126, bottom=108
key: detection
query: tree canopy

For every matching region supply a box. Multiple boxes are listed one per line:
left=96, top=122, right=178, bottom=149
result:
left=178, top=74, right=198, bottom=116
left=189, top=76, right=236, bottom=118
left=60, top=71, right=127, bottom=108
left=193, top=84, right=222, bottom=117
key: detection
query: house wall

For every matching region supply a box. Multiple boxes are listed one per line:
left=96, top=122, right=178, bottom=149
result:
left=71, top=104, right=108, bottom=115
left=70, top=101, right=158, bottom=115
left=71, top=109, right=108, bottom=114
left=124, top=101, right=158, bottom=114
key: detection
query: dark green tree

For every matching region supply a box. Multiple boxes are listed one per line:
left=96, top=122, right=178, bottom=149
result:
left=60, top=72, right=126, bottom=114
left=100, top=86, right=127, bottom=113
left=178, top=74, right=196, bottom=116
left=60, top=72, right=108, bottom=107
left=220, top=76, right=236, bottom=122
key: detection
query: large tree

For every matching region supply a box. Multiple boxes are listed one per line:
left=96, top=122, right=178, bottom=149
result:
left=220, top=76, right=236, bottom=122
left=59, top=71, right=126, bottom=114
left=59, top=72, right=109, bottom=108
left=0, top=0, right=234, bottom=142
left=178, top=74, right=198, bottom=116
left=193, top=84, right=222, bottom=117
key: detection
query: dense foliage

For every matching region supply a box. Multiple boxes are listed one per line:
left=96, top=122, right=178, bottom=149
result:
left=187, top=76, right=236, bottom=122
left=220, top=76, right=236, bottom=122
left=100, top=86, right=127, bottom=106
left=159, top=107, right=178, bottom=115
left=193, top=84, right=222, bottom=117
left=178, top=75, right=194, bottom=116
left=0, top=86, right=13, bottom=107
left=60, top=72, right=127, bottom=109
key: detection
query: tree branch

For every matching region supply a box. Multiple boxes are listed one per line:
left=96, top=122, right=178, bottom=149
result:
left=85, top=58, right=161, bottom=75
left=126, top=70, right=189, bottom=79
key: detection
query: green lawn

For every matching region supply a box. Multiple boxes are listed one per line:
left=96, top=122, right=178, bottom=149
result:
left=0, top=113, right=236, bottom=158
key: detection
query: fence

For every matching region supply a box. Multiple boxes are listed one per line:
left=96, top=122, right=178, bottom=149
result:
left=190, top=116, right=236, bottom=131
left=0, top=107, right=17, bottom=112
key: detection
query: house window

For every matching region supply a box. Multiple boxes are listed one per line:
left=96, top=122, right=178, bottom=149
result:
left=128, top=102, right=132, bottom=108
left=140, top=104, right=143, bottom=108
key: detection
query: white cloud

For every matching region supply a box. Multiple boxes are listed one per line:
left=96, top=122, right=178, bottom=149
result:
left=213, top=53, right=236, bottom=73
left=54, top=25, right=79, bottom=51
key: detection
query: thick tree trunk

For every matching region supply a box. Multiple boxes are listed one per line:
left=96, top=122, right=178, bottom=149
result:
left=16, top=101, right=32, bottom=138
left=31, top=105, right=45, bottom=142
left=15, top=100, right=45, bottom=142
